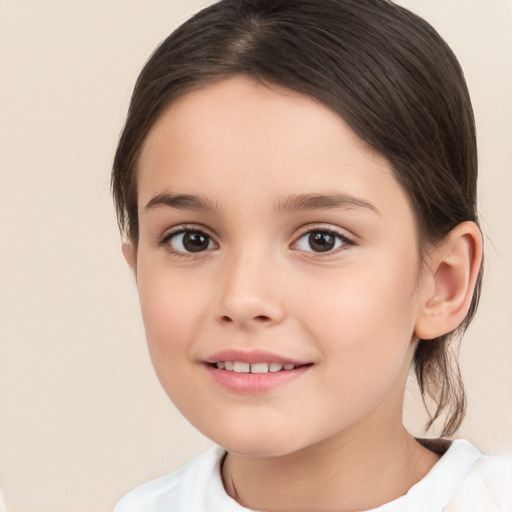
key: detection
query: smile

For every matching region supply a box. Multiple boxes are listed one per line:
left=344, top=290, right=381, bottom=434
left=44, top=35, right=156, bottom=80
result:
left=204, top=349, right=312, bottom=393
left=214, top=361, right=298, bottom=373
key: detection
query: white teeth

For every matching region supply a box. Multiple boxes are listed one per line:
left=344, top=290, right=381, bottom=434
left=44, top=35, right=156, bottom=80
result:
left=250, top=362, right=269, bottom=374
left=233, top=362, right=250, bottom=373
left=215, top=361, right=297, bottom=373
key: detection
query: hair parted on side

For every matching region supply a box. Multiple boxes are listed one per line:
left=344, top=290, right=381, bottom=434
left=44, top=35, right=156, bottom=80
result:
left=112, top=0, right=482, bottom=437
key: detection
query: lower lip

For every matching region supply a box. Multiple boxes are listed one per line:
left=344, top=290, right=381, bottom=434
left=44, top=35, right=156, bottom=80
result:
left=204, top=364, right=311, bottom=394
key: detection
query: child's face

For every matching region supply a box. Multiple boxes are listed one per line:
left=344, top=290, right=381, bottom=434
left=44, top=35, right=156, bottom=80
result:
left=129, top=75, right=430, bottom=457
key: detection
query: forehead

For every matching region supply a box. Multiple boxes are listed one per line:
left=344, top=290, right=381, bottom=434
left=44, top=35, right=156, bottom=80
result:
left=137, top=75, right=411, bottom=223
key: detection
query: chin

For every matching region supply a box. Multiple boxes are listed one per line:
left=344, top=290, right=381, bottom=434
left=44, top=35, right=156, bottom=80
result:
left=177, top=400, right=329, bottom=458
left=213, top=426, right=315, bottom=458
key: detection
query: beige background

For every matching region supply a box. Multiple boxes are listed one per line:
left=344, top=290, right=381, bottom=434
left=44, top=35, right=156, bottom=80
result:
left=0, top=1, right=511, bottom=511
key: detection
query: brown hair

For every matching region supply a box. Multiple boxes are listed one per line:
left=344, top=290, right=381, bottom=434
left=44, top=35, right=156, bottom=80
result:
left=112, top=0, right=482, bottom=436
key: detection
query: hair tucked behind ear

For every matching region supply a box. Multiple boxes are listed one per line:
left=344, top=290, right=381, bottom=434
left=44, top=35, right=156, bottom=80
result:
left=414, top=262, right=482, bottom=437
left=112, top=0, right=483, bottom=436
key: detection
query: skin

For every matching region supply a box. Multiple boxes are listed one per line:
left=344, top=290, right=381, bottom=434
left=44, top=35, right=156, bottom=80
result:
left=124, top=75, right=481, bottom=511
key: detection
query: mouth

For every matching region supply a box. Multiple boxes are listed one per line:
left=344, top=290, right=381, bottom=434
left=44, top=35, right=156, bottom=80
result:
left=210, top=361, right=308, bottom=373
left=204, top=350, right=313, bottom=394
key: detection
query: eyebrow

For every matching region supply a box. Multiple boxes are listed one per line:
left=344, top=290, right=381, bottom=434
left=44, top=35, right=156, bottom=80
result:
left=144, top=192, right=219, bottom=212
left=275, top=193, right=379, bottom=214
left=144, top=191, right=379, bottom=215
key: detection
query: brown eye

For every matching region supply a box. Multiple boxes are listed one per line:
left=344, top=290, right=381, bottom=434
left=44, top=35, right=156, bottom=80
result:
left=308, top=231, right=336, bottom=252
left=295, top=229, right=348, bottom=253
left=167, top=230, right=215, bottom=253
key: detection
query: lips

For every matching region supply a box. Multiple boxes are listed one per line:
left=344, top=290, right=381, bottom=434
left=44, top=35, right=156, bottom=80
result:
left=204, top=349, right=312, bottom=394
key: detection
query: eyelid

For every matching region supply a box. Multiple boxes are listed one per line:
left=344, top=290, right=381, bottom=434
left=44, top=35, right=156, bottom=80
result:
left=159, top=222, right=216, bottom=238
left=293, top=223, right=355, bottom=241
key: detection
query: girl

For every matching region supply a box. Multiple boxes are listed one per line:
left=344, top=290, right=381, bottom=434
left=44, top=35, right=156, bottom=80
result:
left=112, top=0, right=512, bottom=510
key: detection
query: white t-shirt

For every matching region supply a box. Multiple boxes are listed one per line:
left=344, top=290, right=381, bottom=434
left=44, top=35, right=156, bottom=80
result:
left=115, top=440, right=512, bottom=511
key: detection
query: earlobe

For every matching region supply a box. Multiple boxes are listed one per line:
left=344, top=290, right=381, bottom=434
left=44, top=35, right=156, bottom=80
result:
left=122, top=241, right=138, bottom=278
left=414, top=221, right=483, bottom=340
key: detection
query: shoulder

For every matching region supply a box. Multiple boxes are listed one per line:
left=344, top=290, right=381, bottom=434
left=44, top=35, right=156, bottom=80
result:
left=445, top=441, right=512, bottom=512
left=114, top=446, right=245, bottom=512
left=400, top=439, right=512, bottom=511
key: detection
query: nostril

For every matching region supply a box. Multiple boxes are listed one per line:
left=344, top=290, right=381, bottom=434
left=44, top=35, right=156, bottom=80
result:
left=220, top=314, right=271, bottom=324
left=254, top=315, right=271, bottom=322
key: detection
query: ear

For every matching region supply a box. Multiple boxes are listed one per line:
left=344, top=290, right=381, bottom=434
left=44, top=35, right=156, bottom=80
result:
left=122, top=241, right=137, bottom=279
left=414, top=221, right=483, bottom=340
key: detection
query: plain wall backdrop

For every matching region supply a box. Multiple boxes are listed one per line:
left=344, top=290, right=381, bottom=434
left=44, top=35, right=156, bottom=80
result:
left=1, top=1, right=511, bottom=511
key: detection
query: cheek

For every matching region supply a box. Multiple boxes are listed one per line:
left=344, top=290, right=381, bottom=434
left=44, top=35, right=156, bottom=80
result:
left=136, top=267, right=209, bottom=370
left=136, top=272, right=212, bottom=419
left=299, top=260, right=420, bottom=377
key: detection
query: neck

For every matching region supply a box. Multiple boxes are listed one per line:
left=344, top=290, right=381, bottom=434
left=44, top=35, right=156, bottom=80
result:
left=222, top=420, right=439, bottom=512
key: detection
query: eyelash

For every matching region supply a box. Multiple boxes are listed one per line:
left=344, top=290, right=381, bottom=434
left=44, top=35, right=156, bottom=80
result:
left=158, top=225, right=217, bottom=258
left=158, top=225, right=355, bottom=258
left=292, top=226, right=354, bottom=256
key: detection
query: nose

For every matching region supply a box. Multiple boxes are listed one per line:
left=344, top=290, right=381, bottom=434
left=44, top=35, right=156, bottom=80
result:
left=215, top=251, right=285, bottom=329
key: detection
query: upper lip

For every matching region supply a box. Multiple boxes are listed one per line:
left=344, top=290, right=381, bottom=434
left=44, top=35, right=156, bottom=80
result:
left=204, top=349, right=310, bottom=366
